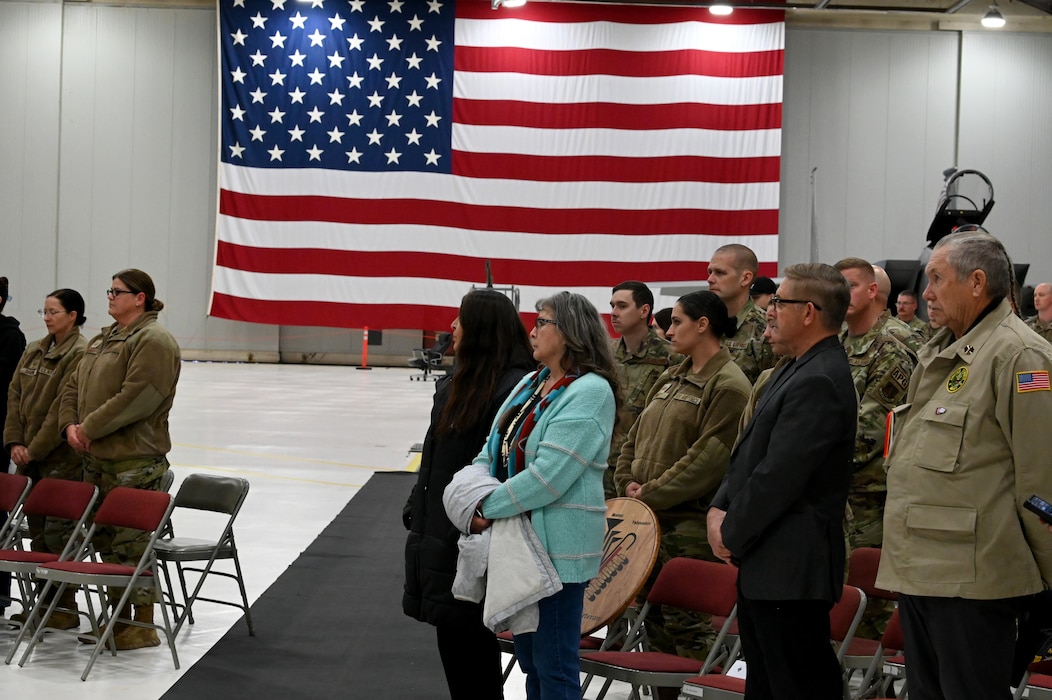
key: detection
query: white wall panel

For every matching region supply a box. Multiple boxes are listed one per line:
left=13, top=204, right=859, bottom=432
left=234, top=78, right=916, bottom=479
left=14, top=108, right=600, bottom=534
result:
left=958, top=32, right=1052, bottom=287
left=0, top=1, right=62, bottom=335
left=780, top=29, right=958, bottom=269
left=4, top=3, right=1052, bottom=356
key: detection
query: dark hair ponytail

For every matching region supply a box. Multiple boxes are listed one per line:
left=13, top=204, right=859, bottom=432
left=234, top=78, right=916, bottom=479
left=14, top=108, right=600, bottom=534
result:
left=677, top=290, right=737, bottom=338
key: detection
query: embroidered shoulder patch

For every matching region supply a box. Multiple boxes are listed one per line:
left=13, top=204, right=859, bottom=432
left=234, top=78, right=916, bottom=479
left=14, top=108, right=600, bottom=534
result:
left=946, top=366, right=968, bottom=393
left=1017, top=371, right=1051, bottom=393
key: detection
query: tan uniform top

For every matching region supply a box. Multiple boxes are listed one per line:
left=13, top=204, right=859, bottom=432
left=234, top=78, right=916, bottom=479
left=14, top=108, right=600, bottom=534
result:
left=724, top=298, right=775, bottom=385
left=4, top=329, right=87, bottom=466
left=1025, top=315, right=1052, bottom=346
left=614, top=349, right=750, bottom=526
left=59, top=311, right=181, bottom=461
left=609, top=328, right=682, bottom=468
left=877, top=299, right=1052, bottom=599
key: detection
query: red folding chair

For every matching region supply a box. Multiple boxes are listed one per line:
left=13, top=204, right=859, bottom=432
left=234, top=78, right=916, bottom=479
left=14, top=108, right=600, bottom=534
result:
left=579, top=558, right=740, bottom=700
left=0, top=473, right=32, bottom=549
left=10, top=486, right=177, bottom=681
left=0, top=478, right=98, bottom=625
left=680, top=584, right=867, bottom=700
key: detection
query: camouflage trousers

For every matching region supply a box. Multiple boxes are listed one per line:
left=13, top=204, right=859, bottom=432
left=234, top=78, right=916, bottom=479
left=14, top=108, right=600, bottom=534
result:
left=845, top=492, right=892, bottom=640
left=21, top=459, right=83, bottom=556
left=83, top=454, right=169, bottom=606
left=642, top=518, right=719, bottom=667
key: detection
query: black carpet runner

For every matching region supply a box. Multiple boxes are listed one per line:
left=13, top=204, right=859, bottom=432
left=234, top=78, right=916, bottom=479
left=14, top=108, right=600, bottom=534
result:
left=162, top=471, right=447, bottom=699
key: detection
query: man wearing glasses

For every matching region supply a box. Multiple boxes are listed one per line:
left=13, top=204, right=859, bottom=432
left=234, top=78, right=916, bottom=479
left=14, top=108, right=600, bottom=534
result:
left=708, top=263, right=856, bottom=700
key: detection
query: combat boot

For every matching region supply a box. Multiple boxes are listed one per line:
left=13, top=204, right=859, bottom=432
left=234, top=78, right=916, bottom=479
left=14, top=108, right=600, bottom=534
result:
left=11, top=587, right=79, bottom=629
left=112, top=604, right=160, bottom=650
left=46, top=589, right=81, bottom=630
left=80, top=601, right=130, bottom=644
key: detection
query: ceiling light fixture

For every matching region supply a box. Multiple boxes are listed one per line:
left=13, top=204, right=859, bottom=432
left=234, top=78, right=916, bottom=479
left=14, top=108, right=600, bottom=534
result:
left=709, top=4, right=733, bottom=16
left=981, top=4, right=1006, bottom=28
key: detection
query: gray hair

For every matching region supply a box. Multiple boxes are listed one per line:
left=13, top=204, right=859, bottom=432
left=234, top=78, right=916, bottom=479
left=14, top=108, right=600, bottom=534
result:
left=782, top=263, right=851, bottom=332
left=535, top=292, right=620, bottom=413
left=934, top=230, right=1014, bottom=302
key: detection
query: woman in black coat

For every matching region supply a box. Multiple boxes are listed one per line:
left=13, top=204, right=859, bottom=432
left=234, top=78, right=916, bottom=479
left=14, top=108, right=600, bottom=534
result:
left=0, top=277, right=26, bottom=614
left=403, top=289, right=534, bottom=700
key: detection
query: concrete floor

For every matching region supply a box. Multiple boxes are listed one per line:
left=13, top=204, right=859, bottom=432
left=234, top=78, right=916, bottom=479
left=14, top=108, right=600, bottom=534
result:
left=0, top=362, right=634, bottom=699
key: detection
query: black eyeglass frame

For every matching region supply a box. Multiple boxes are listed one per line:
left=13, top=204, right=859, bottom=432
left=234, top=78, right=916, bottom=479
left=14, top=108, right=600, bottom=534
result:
left=534, top=317, right=560, bottom=329
left=769, top=295, right=823, bottom=311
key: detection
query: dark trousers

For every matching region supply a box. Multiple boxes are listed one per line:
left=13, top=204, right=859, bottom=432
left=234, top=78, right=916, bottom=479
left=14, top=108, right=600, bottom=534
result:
left=436, top=617, right=504, bottom=700
left=898, top=593, right=1024, bottom=700
left=736, top=590, right=841, bottom=700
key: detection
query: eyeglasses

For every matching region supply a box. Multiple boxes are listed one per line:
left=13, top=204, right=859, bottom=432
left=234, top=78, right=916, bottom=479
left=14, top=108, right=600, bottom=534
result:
left=769, top=296, right=822, bottom=311
left=38, top=309, right=67, bottom=318
left=106, top=288, right=136, bottom=298
left=534, top=317, right=559, bottom=329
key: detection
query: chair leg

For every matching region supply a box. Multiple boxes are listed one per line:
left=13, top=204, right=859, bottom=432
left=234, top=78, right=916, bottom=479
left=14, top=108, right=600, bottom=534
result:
left=175, top=562, right=194, bottom=627
left=231, top=551, right=254, bottom=636
left=11, top=580, right=62, bottom=667
left=81, top=586, right=138, bottom=680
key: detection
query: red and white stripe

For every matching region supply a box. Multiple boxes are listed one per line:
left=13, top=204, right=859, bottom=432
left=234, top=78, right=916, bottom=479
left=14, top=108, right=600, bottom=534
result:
left=211, top=1, right=784, bottom=330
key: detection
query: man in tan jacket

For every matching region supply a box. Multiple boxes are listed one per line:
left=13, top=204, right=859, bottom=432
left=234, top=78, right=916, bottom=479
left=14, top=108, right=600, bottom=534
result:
left=877, top=230, right=1052, bottom=699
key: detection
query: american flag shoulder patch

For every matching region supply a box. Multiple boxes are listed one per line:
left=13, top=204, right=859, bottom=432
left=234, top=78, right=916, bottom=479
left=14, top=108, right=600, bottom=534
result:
left=1017, top=370, right=1051, bottom=393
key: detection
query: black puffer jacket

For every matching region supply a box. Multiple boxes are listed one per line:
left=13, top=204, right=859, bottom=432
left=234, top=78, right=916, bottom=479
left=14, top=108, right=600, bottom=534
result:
left=403, top=368, right=527, bottom=627
left=0, top=315, right=26, bottom=462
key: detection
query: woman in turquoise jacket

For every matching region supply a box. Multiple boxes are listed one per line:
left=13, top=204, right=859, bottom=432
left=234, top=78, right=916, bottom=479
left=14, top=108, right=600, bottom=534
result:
left=471, top=291, right=618, bottom=700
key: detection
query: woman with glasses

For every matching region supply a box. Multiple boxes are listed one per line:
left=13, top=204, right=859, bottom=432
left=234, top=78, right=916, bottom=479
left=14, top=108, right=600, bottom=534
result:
left=470, top=291, right=618, bottom=700
left=0, top=277, right=26, bottom=619
left=59, top=269, right=180, bottom=650
left=403, top=289, right=534, bottom=700
left=613, top=291, right=750, bottom=687
left=4, top=289, right=88, bottom=628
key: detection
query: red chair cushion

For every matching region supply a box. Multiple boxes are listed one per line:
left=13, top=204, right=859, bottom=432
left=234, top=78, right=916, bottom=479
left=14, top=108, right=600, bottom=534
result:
left=1029, top=673, right=1052, bottom=690
left=0, top=550, right=61, bottom=564
left=582, top=651, right=703, bottom=673
left=683, top=674, right=746, bottom=691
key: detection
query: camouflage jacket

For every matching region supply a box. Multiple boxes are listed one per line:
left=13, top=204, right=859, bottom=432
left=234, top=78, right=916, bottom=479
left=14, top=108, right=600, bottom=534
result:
left=609, top=328, right=681, bottom=468
left=724, top=298, right=775, bottom=385
left=839, top=315, right=917, bottom=494
left=1026, top=315, right=1052, bottom=345
left=877, top=310, right=922, bottom=354
left=904, top=315, right=932, bottom=344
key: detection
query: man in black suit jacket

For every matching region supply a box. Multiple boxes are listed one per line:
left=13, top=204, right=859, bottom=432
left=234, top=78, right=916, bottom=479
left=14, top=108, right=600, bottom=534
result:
left=708, top=262, right=856, bottom=700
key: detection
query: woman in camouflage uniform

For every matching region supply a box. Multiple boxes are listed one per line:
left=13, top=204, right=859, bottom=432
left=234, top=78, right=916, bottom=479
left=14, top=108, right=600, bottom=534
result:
left=5, top=289, right=88, bottom=628
left=60, top=269, right=180, bottom=650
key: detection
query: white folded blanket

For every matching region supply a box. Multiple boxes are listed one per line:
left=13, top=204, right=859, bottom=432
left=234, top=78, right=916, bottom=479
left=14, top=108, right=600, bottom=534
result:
left=443, top=464, right=562, bottom=634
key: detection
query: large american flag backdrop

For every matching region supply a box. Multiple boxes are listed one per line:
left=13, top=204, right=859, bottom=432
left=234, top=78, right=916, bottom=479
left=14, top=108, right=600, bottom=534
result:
left=209, top=0, right=784, bottom=330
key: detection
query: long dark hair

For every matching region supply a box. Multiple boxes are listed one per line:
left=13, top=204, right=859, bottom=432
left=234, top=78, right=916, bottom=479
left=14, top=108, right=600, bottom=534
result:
left=436, top=290, right=534, bottom=436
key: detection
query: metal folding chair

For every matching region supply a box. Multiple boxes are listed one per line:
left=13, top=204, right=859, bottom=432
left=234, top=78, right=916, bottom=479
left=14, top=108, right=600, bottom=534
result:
left=155, top=473, right=254, bottom=636
left=0, top=473, right=32, bottom=549
left=679, top=584, right=868, bottom=700
left=579, top=558, right=740, bottom=700
left=10, top=486, right=178, bottom=681
left=0, top=478, right=98, bottom=624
